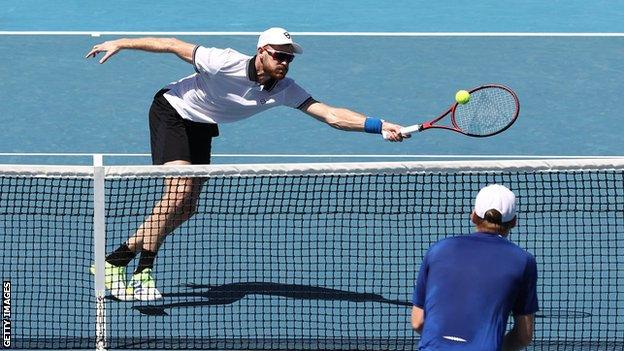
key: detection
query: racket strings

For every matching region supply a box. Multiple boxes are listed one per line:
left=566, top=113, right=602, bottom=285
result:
left=453, top=87, right=518, bottom=136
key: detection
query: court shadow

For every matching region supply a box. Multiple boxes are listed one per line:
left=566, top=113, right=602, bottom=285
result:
left=132, top=281, right=411, bottom=316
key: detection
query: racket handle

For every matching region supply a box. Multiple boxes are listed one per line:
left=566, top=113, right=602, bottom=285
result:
left=402, top=125, right=422, bottom=134
left=381, top=124, right=421, bottom=140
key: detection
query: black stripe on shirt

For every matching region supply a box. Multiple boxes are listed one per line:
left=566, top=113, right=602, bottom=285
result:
left=297, top=97, right=317, bottom=111
left=192, top=45, right=200, bottom=73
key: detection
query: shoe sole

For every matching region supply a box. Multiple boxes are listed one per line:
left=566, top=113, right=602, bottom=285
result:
left=111, top=287, right=135, bottom=301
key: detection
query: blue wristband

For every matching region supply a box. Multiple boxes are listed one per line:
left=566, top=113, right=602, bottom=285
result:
left=364, top=117, right=383, bottom=134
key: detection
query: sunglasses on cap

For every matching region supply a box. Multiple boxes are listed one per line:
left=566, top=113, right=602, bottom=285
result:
left=264, top=47, right=295, bottom=63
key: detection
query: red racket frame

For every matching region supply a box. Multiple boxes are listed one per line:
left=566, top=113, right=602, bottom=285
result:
left=419, top=84, right=520, bottom=137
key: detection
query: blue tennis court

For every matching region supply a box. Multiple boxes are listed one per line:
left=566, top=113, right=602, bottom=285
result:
left=1, top=1, right=623, bottom=350
left=1, top=35, right=623, bottom=160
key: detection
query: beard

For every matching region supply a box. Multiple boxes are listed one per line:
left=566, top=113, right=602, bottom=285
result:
left=267, top=65, right=289, bottom=80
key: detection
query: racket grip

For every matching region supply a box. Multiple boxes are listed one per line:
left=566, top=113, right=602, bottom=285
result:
left=382, top=124, right=421, bottom=140
left=402, top=125, right=421, bottom=134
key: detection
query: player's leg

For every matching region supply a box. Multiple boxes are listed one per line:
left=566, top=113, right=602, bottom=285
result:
left=95, top=89, right=182, bottom=300
left=102, top=177, right=200, bottom=301
left=126, top=174, right=206, bottom=300
left=124, top=109, right=217, bottom=300
left=128, top=171, right=205, bottom=250
left=98, top=89, right=217, bottom=301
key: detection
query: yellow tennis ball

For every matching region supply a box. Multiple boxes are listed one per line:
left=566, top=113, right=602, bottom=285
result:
left=455, top=90, right=470, bottom=104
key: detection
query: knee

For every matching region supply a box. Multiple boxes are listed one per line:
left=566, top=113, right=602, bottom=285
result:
left=157, top=178, right=205, bottom=220
left=159, top=192, right=199, bottom=220
left=179, top=197, right=199, bottom=220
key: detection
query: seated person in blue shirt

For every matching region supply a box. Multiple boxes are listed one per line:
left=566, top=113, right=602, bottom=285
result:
left=411, top=184, right=538, bottom=351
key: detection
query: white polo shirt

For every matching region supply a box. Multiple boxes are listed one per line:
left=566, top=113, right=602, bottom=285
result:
left=163, top=46, right=312, bottom=124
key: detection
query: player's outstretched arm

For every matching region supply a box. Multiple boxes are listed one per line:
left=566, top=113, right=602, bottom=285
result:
left=302, top=101, right=408, bottom=142
left=85, top=38, right=196, bottom=64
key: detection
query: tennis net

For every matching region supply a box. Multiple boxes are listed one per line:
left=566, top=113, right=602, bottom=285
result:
left=1, top=158, right=623, bottom=350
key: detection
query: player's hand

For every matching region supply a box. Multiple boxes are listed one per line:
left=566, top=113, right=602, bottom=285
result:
left=85, top=40, right=124, bottom=64
left=382, top=122, right=411, bottom=142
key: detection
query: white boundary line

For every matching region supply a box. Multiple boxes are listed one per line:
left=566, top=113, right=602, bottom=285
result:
left=0, top=31, right=623, bottom=37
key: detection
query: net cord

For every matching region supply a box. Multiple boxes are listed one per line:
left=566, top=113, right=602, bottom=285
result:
left=0, top=158, right=623, bottom=179
left=103, top=158, right=624, bottom=178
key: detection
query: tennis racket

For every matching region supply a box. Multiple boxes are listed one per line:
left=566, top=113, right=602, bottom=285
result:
left=383, top=84, right=519, bottom=139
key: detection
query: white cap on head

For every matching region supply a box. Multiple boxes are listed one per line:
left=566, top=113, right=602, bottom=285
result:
left=474, top=184, right=517, bottom=222
left=257, top=27, right=303, bottom=54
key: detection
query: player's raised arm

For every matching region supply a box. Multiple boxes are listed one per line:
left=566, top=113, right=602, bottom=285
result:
left=85, top=37, right=196, bottom=64
left=301, top=100, right=408, bottom=142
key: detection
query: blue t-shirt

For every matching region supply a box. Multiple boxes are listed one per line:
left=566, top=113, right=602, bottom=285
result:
left=412, top=232, right=538, bottom=351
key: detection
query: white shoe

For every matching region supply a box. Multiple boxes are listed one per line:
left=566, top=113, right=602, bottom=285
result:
left=90, top=262, right=134, bottom=301
left=129, top=268, right=163, bottom=301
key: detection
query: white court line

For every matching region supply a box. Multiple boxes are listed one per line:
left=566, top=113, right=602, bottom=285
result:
left=0, top=153, right=622, bottom=159
left=0, top=31, right=623, bottom=37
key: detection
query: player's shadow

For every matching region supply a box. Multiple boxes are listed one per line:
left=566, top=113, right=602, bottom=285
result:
left=131, top=281, right=411, bottom=316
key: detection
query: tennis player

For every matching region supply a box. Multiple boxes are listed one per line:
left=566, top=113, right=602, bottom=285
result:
left=86, top=28, right=408, bottom=301
left=411, top=184, right=538, bottom=350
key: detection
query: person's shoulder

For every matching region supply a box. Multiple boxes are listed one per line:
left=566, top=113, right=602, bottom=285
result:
left=432, top=235, right=466, bottom=246
left=421, top=235, right=471, bottom=262
left=277, top=77, right=298, bottom=86
left=217, top=47, right=251, bottom=62
left=522, top=248, right=537, bottom=264
left=499, top=239, right=536, bottom=269
left=428, top=233, right=514, bottom=254
left=223, top=47, right=251, bottom=59
left=503, top=238, right=534, bottom=256
left=427, top=235, right=465, bottom=254
left=197, top=47, right=250, bottom=66
left=197, top=46, right=246, bottom=56
left=273, top=77, right=306, bottom=93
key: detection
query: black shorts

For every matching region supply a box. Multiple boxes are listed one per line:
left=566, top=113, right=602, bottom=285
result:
left=149, top=89, right=219, bottom=165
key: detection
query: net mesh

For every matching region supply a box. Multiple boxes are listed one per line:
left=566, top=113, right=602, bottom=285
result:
left=1, top=160, right=623, bottom=350
left=453, top=86, right=518, bottom=136
left=0, top=175, right=95, bottom=349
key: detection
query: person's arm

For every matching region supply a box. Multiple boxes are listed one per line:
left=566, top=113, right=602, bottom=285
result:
left=85, top=37, right=196, bottom=64
left=411, top=306, right=425, bottom=334
left=502, top=314, right=534, bottom=351
left=301, top=101, right=407, bottom=142
left=504, top=254, right=538, bottom=350
left=411, top=250, right=429, bottom=334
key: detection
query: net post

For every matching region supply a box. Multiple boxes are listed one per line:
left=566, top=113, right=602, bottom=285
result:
left=93, top=154, right=107, bottom=351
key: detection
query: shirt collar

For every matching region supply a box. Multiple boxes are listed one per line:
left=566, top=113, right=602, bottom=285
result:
left=246, top=55, right=278, bottom=92
left=472, top=231, right=505, bottom=239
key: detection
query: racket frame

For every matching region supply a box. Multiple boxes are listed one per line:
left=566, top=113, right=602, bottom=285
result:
left=399, top=84, right=520, bottom=138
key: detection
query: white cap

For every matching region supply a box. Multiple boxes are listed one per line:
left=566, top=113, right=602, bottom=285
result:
left=474, top=184, right=517, bottom=222
left=257, top=27, right=303, bottom=54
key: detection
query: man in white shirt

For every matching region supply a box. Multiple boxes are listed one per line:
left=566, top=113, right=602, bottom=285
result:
left=86, top=27, right=408, bottom=301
